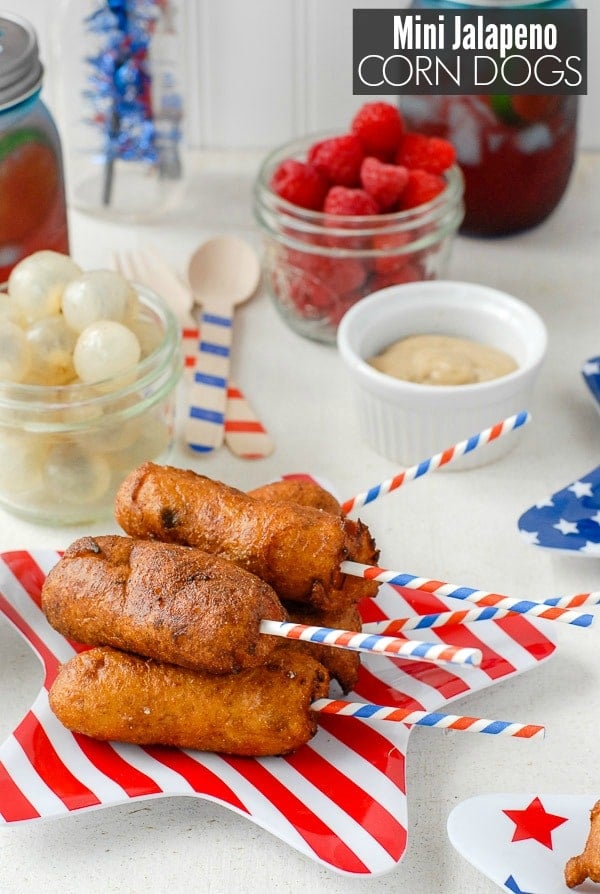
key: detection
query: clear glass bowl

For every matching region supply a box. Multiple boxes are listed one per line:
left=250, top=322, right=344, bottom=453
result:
left=0, top=284, right=182, bottom=525
left=253, top=133, right=465, bottom=344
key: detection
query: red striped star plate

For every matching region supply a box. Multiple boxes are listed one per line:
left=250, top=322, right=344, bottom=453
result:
left=0, top=548, right=556, bottom=877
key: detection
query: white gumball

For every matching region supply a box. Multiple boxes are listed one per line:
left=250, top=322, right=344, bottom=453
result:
left=0, top=431, right=46, bottom=494
left=43, top=442, right=111, bottom=504
left=110, top=418, right=171, bottom=481
left=0, top=293, right=18, bottom=324
left=25, top=316, right=77, bottom=385
left=73, top=321, right=142, bottom=385
left=8, top=251, right=82, bottom=325
left=130, top=316, right=164, bottom=357
left=0, top=321, right=31, bottom=382
left=61, top=270, right=139, bottom=333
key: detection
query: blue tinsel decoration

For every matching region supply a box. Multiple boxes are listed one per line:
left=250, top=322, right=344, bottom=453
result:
left=84, top=0, right=182, bottom=168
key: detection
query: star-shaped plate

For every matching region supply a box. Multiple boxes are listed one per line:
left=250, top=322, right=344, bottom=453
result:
left=517, top=467, right=600, bottom=558
left=448, top=793, right=598, bottom=893
left=0, top=533, right=556, bottom=877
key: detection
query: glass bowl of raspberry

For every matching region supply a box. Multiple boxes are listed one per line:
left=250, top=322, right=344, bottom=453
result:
left=254, top=102, right=464, bottom=344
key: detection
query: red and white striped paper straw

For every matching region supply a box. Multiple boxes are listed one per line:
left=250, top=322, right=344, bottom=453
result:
left=341, top=561, right=595, bottom=628
left=259, top=619, right=482, bottom=667
left=362, top=606, right=515, bottom=634
left=340, top=411, right=531, bottom=515
left=363, top=593, right=600, bottom=635
left=312, top=699, right=545, bottom=739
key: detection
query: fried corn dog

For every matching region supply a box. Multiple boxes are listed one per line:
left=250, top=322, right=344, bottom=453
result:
left=49, top=645, right=330, bottom=756
left=565, top=800, right=600, bottom=888
left=42, top=535, right=286, bottom=675
left=249, top=477, right=379, bottom=609
left=250, top=481, right=361, bottom=691
left=115, top=463, right=378, bottom=610
left=281, top=602, right=362, bottom=694
left=248, top=479, right=342, bottom=516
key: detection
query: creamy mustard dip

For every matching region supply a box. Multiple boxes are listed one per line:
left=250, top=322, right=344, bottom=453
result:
left=368, top=334, right=518, bottom=386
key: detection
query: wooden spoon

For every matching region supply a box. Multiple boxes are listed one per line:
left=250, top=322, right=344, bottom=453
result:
left=185, top=235, right=261, bottom=453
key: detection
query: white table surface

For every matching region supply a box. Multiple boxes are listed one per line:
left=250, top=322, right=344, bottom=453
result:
left=0, top=150, right=599, bottom=894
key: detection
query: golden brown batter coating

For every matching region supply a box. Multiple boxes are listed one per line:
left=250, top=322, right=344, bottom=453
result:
left=49, top=646, right=330, bottom=756
left=565, top=800, right=600, bottom=888
left=250, top=478, right=379, bottom=608
left=281, top=602, right=362, bottom=694
left=115, top=463, right=378, bottom=610
left=248, top=479, right=342, bottom=516
left=42, top=535, right=286, bottom=675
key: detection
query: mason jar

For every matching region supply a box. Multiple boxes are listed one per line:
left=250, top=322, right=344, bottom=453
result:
left=254, top=133, right=464, bottom=344
left=403, top=0, right=578, bottom=236
left=0, top=13, right=69, bottom=282
left=0, top=284, right=182, bottom=525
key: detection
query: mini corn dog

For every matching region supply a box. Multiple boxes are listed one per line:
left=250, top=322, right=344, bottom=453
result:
left=41, top=535, right=286, bottom=675
left=280, top=602, right=362, bottom=694
left=48, top=645, right=330, bottom=756
left=115, top=463, right=379, bottom=610
left=248, top=479, right=343, bottom=516
left=248, top=477, right=378, bottom=609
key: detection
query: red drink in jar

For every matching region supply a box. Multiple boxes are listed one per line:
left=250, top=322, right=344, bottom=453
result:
left=404, top=0, right=579, bottom=236
left=401, top=93, right=578, bottom=236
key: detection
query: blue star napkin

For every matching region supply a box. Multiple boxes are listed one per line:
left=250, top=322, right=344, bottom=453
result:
left=518, top=467, right=600, bottom=557
left=582, top=355, right=600, bottom=412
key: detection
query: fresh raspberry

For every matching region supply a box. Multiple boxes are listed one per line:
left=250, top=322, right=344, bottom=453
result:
left=271, top=267, right=331, bottom=319
left=371, top=231, right=412, bottom=276
left=281, top=248, right=367, bottom=295
left=318, top=256, right=367, bottom=294
left=369, top=262, right=425, bottom=293
left=395, top=132, right=456, bottom=175
left=360, top=157, right=409, bottom=211
left=308, top=134, right=365, bottom=187
left=399, top=169, right=446, bottom=210
left=351, top=102, right=405, bottom=160
left=288, top=276, right=332, bottom=315
left=328, top=286, right=369, bottom=328
left=270, top=159, right=328, bottom=211
left=323, top=186, right=379, bottom=217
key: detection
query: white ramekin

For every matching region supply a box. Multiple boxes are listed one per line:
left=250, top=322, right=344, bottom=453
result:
left=337, top=281, right=547, bottom=469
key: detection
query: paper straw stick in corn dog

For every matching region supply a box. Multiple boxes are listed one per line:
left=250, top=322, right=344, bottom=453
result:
left=43, top=536, right=478, bottom=675
left=259, top=620, right=482, bottom=667
left=340, top=561, right=595, bottom=627
left=313, top=699, right=545, bottom=740
left=341, top=411, right=531, bottom=515
left=362, top=606, right=515, bottom=633
left=540, top=591, right=600, bottom=609
left=363, top=592, right=600, bottom=635
left=49, top=647, right=541, bottom=756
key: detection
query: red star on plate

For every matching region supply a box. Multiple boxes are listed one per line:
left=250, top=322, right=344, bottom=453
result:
left=503, top=797, right=568, bottom=849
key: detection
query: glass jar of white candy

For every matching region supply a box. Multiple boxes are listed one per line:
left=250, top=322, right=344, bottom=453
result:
left=0, top=251, right=182, bottom=525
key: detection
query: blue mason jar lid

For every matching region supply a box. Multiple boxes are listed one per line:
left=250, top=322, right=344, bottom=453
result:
left=0, top=12, right=44, bottom=111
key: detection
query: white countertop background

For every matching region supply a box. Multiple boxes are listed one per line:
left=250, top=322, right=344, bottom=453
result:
left=0, top=151, right=598, bottom=893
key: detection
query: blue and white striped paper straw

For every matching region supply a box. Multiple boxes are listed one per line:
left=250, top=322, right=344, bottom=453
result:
left=341, top=411, right=531, bottom=514
left=312, top=699, right=545, bottom=739
left=259, top=619, right=482, bottom=666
